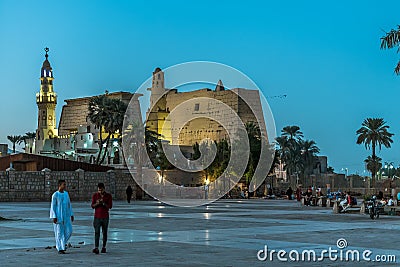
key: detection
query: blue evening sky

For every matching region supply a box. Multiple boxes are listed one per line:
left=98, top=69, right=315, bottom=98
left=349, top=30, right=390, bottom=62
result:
left=0, top=0, right=399, bottom=174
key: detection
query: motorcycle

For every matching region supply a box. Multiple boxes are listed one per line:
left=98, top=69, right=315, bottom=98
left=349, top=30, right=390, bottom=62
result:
left=366, top=196, right=383, bottom=219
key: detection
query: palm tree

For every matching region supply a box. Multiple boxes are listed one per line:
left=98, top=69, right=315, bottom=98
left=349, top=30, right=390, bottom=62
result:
left=300, top=139, right=320, bottom=186
left=281, top=126, right=303, bottom=142
left=380, top=25, right=400, bottom=74
left=88, top=95, right=128, bottom=164
left=7, top=135, right=23, bottom=153
left=300, top=140, right=320, bottom=171
left=364, top=155, right=382, bottom=186
left=244, top=122, right=261, bottom=193
left=276, top=126, right=304, bottom=176
left=145, top=126, right=162, bottom=163
left=22, top=132, right=36, bottom=148
left=268, top=150, right=281, bottom=175
left=356, top=118, right=394, bottom=187
left=88, top=95, right=109, bottom=163
left=284, top=145, right=304, bottom=177
left=245, top=122, right=261, bottom=165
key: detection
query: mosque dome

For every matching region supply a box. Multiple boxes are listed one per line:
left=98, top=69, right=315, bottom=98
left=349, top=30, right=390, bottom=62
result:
left=42, top=59, right=52, bottom=70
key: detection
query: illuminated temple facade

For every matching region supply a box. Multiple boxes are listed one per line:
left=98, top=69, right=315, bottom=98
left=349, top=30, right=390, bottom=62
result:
left=146, top=67, right=268, bottom=147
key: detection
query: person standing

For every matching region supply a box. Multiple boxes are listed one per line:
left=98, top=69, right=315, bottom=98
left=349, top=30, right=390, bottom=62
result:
left=50, top=179, right=74, bottom=254
left=126, top=185, right=133, bottom=203
left=91, top=183, right=112, bottom=254
left=295, top=186, right=302, bottom=201
left=286, top=187, right=293, bottom=200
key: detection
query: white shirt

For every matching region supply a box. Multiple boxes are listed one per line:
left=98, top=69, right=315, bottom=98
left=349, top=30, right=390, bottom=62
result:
left=50, top=191, right=74, bottom=223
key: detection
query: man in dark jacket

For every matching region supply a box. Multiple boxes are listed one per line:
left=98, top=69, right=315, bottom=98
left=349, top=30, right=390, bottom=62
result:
left=91, top=183, right=112, bottom=254
left=126, top=185, right=133, bottom=203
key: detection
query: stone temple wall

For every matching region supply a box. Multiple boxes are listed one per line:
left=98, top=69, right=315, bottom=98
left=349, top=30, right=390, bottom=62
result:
left=0, top=169, right=136, bottom=202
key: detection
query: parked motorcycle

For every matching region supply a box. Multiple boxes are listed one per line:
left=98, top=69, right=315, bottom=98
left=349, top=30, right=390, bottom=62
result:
left=366, top=196, right=383, bottom=219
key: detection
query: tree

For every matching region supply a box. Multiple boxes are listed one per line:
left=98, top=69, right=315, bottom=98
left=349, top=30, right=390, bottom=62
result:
left=145, top=126, right=162, bottom=164
left=7, top=135, right=23, bottom=153
left=364, top=155, right=382, bottom=185
left=276, top=126, right=320, bottom=187
left=276, top=132, right=303, bottom=176
left=300, top=139, right=320, bottom=186
left=88, top=95, right=128, bottom=164
left=245, top=122, right=261, bottom=165
left=380, top=25, right=400, bottom=74
left=268, top=150, right=280, bottom=175
left=192, top=140, right=231, bottom=183
left=275, top=136, right=290, bottom=164
left=356, top=118, right=394, bottom=187
left=300, top=139, right=320, bottom=175
left=279, top=125, right=305, bottom=176
left=22, top=132, right=36, bottom=148
left=281, top=125, right=303, bottom=142
left=244, top=122, right=261, bottom=192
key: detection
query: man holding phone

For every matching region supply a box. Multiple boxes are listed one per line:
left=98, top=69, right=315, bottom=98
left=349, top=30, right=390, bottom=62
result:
left=91, top=182, right=113, bottom=254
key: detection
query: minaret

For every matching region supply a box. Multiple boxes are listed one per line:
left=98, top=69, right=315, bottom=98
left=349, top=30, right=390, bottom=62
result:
left=215, top=79, right=225, bottom=91
left=147, top=67, right=166, bottom=109
left=36, top=48, right=58, bottom=147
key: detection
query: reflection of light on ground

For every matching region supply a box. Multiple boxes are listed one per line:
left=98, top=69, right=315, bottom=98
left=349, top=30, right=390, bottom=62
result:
left=203, top=213, right=211, bottom=220
left=206, top=206, right=210, bottom=210
left=158, top=231, right=163, bottom=241
left=205, top=229, right=209, bottom=240
left=157, top=213, right=164, bottom=218
left=157, top=206, right=165, bottom=209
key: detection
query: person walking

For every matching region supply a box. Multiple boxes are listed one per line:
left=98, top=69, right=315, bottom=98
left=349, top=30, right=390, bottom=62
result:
left=126, top=185, right=133, bottom=203
left=50, top=179, right=74, bottom=254
left=91, top=183, right=113, bottom=254
left=286, top=187, right=293, bottom=200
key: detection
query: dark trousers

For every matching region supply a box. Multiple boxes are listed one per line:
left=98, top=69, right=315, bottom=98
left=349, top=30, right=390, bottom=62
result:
left=93, top=217, right=109, bottom=248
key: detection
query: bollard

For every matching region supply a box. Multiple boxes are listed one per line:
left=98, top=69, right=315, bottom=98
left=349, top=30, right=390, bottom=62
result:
left=333, top=201, right=339, bottom=214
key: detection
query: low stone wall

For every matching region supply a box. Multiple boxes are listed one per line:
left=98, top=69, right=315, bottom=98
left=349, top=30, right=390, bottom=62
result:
left=0, top=169, right=137, bottom=202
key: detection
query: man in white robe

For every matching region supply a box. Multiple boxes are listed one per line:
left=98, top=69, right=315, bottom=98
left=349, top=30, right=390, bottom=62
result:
left=50, top=179, right=74, bottom=254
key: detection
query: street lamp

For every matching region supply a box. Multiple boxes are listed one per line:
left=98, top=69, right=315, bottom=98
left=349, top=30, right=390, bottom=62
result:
left=384, top=162, right=394, bottom=178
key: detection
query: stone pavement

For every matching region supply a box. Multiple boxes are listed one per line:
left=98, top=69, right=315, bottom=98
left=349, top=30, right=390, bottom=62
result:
left=0, top=199, right=399, bottom=266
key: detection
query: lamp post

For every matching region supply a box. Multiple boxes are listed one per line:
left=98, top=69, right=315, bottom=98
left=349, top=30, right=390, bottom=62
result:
left=384, top=162, right=394, bottom=178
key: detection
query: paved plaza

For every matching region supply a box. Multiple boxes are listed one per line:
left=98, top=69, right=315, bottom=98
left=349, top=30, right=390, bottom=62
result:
left=0, top=199, right=399, bottom=266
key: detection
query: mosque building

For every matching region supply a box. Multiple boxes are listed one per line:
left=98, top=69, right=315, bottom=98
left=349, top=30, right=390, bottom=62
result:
left=26, top=49, right=140, bottom=164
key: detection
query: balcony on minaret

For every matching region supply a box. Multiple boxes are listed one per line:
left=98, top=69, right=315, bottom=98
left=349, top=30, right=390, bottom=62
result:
left=36, top=92, right=57, bottom=104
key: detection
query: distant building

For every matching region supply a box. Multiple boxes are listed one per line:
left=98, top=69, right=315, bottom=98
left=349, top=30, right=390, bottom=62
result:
left=314, top=156, right=328, bottom=174
left=0, top=144, right=8, bottom=157
left=273, top=156, right=329, bottom=184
